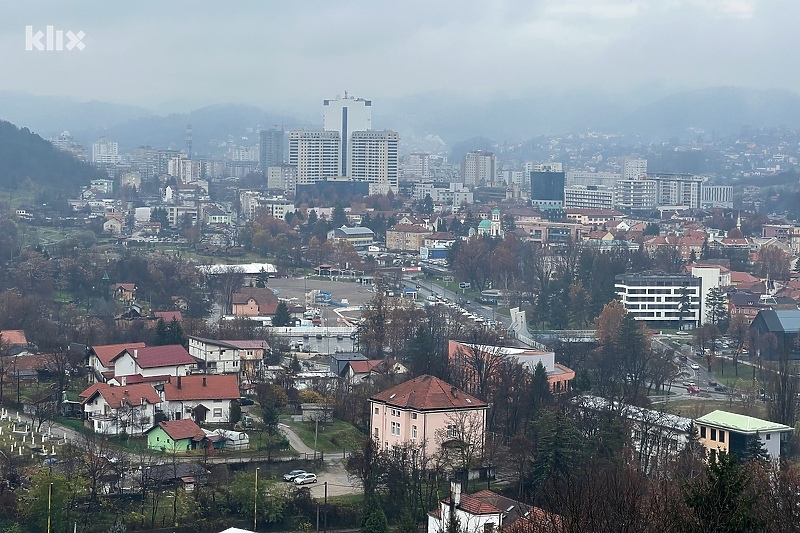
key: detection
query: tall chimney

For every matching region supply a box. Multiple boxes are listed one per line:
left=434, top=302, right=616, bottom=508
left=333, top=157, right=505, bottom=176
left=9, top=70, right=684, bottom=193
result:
left=450, top=479, right=461, bottom=507
left=202, top=376, right=207, bottom=387
left=134, top=349, right=138, bottom=358
left=177, top=375, right=182, bottom=389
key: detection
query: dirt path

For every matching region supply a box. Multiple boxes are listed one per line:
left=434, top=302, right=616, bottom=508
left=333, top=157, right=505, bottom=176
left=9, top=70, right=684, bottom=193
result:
left=278, top=422, right=315, bottom=455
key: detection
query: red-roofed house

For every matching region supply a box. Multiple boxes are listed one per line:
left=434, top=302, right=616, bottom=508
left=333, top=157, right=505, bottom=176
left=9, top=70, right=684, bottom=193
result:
left=112, top=283, right=137, bottom=302
left=0, top=330, right=27, bottom=348
left=79, top=382, right=162, bottom=435
left=386, top=224, right=432, bottom=252
left=342, top=359, right=408, bottom=383
left=162, top=374, right=240, bottom=424
left=87, top=342, right=147, bottom=383
left=145, top=419, right=207, bottom=452
left=370, top=375, right=487, bottom=456
left=231, top=287, right=279, bottom=316
left=428, top=486, right=562, bottom=533
left=110, top=345, right=196, bottom=383
left=154, top=311, right=183, bottom=323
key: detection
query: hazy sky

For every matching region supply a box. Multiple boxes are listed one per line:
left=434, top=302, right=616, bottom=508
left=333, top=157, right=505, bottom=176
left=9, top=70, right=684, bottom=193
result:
left=1, top=0, right=797, bottom=113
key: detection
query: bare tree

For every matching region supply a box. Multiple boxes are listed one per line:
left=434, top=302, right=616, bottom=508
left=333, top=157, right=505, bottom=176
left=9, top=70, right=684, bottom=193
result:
left=434, top=409, right=486, bottom=489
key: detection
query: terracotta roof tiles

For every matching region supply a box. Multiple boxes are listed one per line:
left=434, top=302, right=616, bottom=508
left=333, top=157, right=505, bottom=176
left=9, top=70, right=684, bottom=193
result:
left=163, top=374, right=239, bottom=401
left=370, top=375, right=487, bottom=410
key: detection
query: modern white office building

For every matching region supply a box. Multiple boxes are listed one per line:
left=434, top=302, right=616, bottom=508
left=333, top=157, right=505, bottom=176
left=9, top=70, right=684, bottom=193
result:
left=615, top=272, right=702, bottom=328
left=652, top=173, right=703, bottom=210
left=614, top=178, right=658, bottom=212
left=348, top=130, right=399, bottom=194
left=564, top=185, right=615, bottom=210
left=323, top=94, right=372, bottom=176
left=701, top=185, right=734, bottom=209
left=288, top=130, right=341, bottom=186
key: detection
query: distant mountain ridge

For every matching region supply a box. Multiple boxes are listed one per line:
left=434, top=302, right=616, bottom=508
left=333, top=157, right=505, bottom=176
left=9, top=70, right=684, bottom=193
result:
left=2, top=86, right=800, bottom=153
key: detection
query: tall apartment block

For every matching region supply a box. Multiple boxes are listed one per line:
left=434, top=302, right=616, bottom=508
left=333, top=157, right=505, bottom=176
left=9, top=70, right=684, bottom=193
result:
left=348, top=130, right=399, bottom=194
left=259, top=128, right=284, bottom=173
left=461, top=151, right=496, bottom=187
left=323, top=93, right=372, bottom=176
left=288, top=130, right=341, bottom=186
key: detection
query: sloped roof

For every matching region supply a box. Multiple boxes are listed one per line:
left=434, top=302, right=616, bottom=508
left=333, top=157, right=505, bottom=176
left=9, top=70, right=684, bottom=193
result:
left=79, top=383, right=161, bottom=408
left=371, top=375, right=487, bottom=411
left=154, top=311, right=183, bottom=322
left=149, top=419, right=205, bottom=441
left=112, top=345, right=195, bottom=368
left=0, top=330, right=27, bottom=347
left=753, top=309, right=800, bottom=333
left=91, top=342, right=147, bottom=367
left=232, top=287, right=279, bottom=314
left=163, top=374, right=239, bottom=401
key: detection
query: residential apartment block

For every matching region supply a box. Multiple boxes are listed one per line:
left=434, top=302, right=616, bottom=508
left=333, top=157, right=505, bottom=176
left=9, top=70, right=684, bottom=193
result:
left=615, top=271, right=702, bottom=327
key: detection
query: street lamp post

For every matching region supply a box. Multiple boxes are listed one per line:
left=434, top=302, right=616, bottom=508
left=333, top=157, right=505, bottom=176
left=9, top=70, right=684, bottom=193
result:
left=254, top=467, right=259, bottom=531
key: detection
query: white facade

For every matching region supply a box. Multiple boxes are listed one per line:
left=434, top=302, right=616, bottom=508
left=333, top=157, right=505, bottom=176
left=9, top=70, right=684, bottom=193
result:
left=323, top=94, right=372, bottom=176
left=622, top=158, right=648, bottom=180
left=525, top=162, right=563, bottom=173
left=564, top=185, right=614, bottom=210
left=112, top=351, right=193, bottom=381
left=83, top=392, right=158, bottom=436
left=92, top=138, right=120, bottom=165
left=406, top=153, right=430, bottom=180
left=187, top=338, right=240, bottom=376
left=615, top=272, right=702, bottom=326
left=566, top=170, right=621, bottom=188
left=701, top=185, right=734, bottom=208
left=266, top=164, right=297, bottom=193
left=288, top=130, right=341, bottom=185
left=652, top=173, right=703, bottom=209
left=614, top=178, right=658, bottom=211
left=162, top=399, right=233, bottom=424
left=691, top=265, right=732, bottom=325
left=348, top=130, right=399, bottom=193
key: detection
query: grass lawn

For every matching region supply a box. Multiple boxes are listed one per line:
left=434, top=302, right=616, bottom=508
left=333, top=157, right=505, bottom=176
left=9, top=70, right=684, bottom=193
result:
left=282, top=418, right=364, bottom=453
left=661, top=398, right=768, bottom=420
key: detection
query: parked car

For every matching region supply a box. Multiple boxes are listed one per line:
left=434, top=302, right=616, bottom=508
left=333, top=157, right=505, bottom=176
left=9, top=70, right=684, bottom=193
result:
left=283, top=470, right=307, bottom=482
left=238, top=397, right=255, bottom=406
left=294, top=473, right=317, bottom=485
left=682, top=381, right=696, bottom=387
left=714, top=385, right=728, bottom=392
left=686, top=386, right=701, bottom=394
left=690, top=363, right=700, bottom=370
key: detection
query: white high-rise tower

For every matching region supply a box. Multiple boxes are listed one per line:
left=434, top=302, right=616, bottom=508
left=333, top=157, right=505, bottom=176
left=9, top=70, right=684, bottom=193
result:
left=323, top=92, right=372, bottom=176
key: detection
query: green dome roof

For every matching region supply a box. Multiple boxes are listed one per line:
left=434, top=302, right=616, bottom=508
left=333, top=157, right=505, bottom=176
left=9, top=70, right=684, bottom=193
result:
left=478, top=219, right=492, bottom=228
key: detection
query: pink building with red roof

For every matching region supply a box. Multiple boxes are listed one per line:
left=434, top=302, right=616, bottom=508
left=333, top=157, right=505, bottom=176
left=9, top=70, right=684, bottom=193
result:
left=110, top=345, right=196, bottom=383
left=369, top=375, right=487, bottom=456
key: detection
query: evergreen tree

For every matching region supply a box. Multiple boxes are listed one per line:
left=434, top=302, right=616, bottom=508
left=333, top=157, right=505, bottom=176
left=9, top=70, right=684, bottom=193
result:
left=745, top=432, right=770, bottom=465
left=255, top=267, right=269, bottom=288
left=154, top=318, right=169, bottom=345
left=290, top=354, right=301, bottom=373
left=685, top=452, right=760, bottom=532
left=272, top=301, right=292, bottom=327
left=705, top=287, right=728, bottom=325
left=362, top=506, right=388, bottom=533
left=166, top=317, right=184, bottom=345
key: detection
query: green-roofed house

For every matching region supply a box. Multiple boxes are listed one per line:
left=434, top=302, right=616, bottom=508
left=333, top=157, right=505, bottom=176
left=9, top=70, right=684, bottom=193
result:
left=695, top=410, right=792, bottom=462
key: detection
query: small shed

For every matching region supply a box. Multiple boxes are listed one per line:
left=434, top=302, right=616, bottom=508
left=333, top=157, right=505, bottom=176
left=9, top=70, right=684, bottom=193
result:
left=204, top=429, right=250, bottom=451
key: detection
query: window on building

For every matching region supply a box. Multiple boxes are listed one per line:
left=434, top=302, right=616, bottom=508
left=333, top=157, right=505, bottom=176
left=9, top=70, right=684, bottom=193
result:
left=411, top=412, right=418, bottom=419
left=447, top=425, right=458, bottom=440
left=374, top=407, right=379, bottom=414
left=766, top=433, right=771, bottom=440
left=391, top=421, right=400, bottom=436
left=213, top=408, right=223, bottom=418
left=391, top=409, right=400, bottom=417
left=719, top=431, right=725, bottom=443
left=374, top=428, right=379, bottom=438
left=412, top=425, right=417, bottom=440
left=700, top=426, right=706, bottom=439
left=711, top=428, right=716, bottom=441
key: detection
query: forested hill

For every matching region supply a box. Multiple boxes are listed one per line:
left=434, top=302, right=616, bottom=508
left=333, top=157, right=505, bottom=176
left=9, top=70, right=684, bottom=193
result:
left=0, top=120, right=106, bottom=192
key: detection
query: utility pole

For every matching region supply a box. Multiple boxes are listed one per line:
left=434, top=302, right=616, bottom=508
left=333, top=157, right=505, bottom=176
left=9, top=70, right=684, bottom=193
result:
left=324, top=481, right=328, bottom=533
left=47, top=482, right=53, bottom=533
left=254, top=467, right=259, bottom=531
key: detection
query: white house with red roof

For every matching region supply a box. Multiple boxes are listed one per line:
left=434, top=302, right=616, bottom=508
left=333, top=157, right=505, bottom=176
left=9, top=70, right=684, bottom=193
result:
left=369, top=375, right=487, bottom=456
left=161, top=374, right=240, bottom=424
left=109, top=345, right=196, bottom=384
left=342, top=359, right=408, bottom=384
left=79, top=382, right=162, bottom=435
left=428, top=485, right=561, bottom=533
left=87, top=342, right=147, bottom=383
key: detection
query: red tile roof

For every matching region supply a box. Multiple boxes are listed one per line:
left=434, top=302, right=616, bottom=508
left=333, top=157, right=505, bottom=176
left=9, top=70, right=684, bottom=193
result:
left=112, top=345, right=196, bottom=369
left=163, top=374, right=239, bottom=401
left=0, top=330, right=27, bottom=346
left=370, top=375, right=487, bottom=411
left=92, top=342, right=146, bottom=367
left=443, top=492, right=501, bottom=515
left=150, top=419, right=205, bottom=441
left=10, top=354, right=48, bottom=371
left=124, top=374, right=172, bottom=384
left=154, top=311, right=183, bottom=322
left=79, top=383, right=161, bottom=408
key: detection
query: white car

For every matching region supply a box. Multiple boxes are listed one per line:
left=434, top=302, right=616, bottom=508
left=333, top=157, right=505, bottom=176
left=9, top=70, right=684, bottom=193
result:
left=294, top=473, right=318, bottom=485
left=690, top=363, right=700, bottom=370
left=283, top=470, right=306, bottom=482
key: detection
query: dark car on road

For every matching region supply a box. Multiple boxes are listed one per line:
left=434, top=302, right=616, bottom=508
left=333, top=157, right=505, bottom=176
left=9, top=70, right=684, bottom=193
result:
left=714, top=385, right=728, bottom=392
left=238, top=397, right=255, bottom=406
